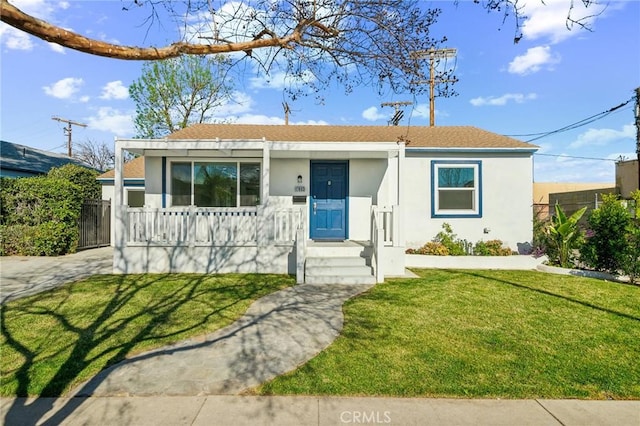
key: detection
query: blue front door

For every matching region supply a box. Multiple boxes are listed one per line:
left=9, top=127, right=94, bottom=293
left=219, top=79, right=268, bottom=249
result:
left=310, top=161, right=348, bottom=240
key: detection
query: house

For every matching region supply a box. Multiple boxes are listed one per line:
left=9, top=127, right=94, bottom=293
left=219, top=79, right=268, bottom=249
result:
left=533, top=182, right=614, bottom=219
left=616, top=159, right=639, bottom=197
left=111, top=124, right=538, bottom=284
left=98, top=156, right=146, bottom=206
left=0, top=140, right=94, bottom=178
left=98, top=156, right=146, bottom=245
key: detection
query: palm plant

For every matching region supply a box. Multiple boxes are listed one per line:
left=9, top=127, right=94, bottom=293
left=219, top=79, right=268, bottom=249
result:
left=546, top=204, right=587, bottom=268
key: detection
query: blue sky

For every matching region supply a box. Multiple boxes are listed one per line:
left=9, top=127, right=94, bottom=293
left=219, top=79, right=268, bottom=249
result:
left=1, top=0, right=639, bottom=183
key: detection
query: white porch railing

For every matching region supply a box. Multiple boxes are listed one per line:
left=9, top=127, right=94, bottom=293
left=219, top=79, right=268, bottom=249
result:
left=125, top=205, right=306, bottom=246
left=273, top=208, right=305, bottom=244
left=371, top=205, right=401, bottom=283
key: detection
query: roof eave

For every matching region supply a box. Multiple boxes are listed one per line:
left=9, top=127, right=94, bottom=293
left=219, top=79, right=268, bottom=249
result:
left=406, top=147, right=538, bottom=153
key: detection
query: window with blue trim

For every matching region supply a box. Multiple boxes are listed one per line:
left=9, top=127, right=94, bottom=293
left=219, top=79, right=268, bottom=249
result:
left=431, top=161, right=482, bottom=218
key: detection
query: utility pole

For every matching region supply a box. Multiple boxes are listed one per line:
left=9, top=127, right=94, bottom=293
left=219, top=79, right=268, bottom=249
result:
left=52, top=116, right=87, bottom=157
left=635, top=87, right=640, bottom=191
left=381, top=101, right=413, bottom=126
left=283, top=102, right=291, bottom=126
left=411, top=48, right=457, bottom=127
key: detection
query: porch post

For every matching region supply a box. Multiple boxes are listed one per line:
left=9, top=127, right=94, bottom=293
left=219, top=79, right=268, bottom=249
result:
left=113, top=139, right=125, bottom=273
left=395, top=142, right=405, bottom=247
left=262, top=138, right=270, bottom=206
left=257, top=139, right=271, bottom=257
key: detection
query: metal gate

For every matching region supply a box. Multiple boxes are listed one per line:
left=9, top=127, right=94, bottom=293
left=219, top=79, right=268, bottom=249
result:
left=78, top=199, right=111, bottom=250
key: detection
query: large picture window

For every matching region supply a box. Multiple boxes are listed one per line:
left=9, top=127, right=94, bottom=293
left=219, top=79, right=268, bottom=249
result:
left=431, top=161, right=482, bottom=218
left=171, top=161, right=261, bottom=207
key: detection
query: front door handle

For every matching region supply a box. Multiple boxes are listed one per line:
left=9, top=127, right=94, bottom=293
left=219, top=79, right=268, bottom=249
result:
left=313, top=202, right=317, bottom=215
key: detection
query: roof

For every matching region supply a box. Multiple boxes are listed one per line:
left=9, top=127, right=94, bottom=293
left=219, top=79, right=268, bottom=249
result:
left=0, top=140, right=95, bottom=177
left=166, top=124, right=537, bottom=150
left=98, top=156, right=145, bottom=180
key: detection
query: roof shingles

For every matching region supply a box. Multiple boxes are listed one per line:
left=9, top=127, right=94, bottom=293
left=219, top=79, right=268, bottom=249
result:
left=166, top=124, right=537, bottom=150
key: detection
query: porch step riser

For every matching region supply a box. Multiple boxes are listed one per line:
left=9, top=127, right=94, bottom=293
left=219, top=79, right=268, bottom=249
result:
left=306, top=266, right=374, bottom=277
left=304, top=255, right=375, bottom=285
left=306, top=246, right=370, bottom=258
left=306, top=256, right=371, bottom=267
left=304, top=276, right=376, bottom=285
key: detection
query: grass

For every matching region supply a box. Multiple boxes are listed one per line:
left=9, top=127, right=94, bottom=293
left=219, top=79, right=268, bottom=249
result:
left=259, top=269, right=640, bottom=399
left=0, top=273, right=294, bottom=397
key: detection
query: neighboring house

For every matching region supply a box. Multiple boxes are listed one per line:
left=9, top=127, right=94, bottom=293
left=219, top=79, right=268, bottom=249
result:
left=0, top=140, right=94, bottom=178
left=616, top=159, right=639, bottom=197
left=533, top=182, right=614, bottom=219
left=111, top=124, right=538, bottom=284
left=98, top=156, right=146, bottom=245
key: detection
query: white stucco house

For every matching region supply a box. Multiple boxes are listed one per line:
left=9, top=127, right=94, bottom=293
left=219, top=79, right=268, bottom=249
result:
left=111, top=124, right=537, bottom=284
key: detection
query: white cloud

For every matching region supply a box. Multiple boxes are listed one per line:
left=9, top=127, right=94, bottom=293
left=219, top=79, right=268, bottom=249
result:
left=2, top=1, right=71, bottom=51
left=534, top=155, right=615, bottom=182
left=232, top=114, right=286, bottom=125
left=211, top=91, right=254, bottom=118
left=520, top=0, right=605, bottom=44
left=43, top=77, right=84, bottom=99
left=568, top=124, right=635, bottom=149
left=86, top=107, right=135, bottom=136
left=362, top=106, right=387, bottom=122
left=249, top=70, right=316, bottom=90
left=0, top=25, right=34, bottom=50
left=470, top=93, right=537, bottom=107
left=407, top=104, right=448, bottom=122
left=508, top=46, right=560, bottom=75
left=48, top=42, right=65, bottom=54
left=100, top=81, right=129, bottom=100
left=12, top=0, right=55, bottom=18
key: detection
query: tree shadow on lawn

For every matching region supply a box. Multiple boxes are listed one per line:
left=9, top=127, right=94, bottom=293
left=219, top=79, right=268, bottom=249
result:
left=1, top=271, right=290, bottom=425
left=456, top=270, right=640, bottom=323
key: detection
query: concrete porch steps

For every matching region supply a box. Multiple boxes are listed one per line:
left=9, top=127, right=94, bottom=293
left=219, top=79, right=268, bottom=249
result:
left=304, top=241, right=376, bottom=285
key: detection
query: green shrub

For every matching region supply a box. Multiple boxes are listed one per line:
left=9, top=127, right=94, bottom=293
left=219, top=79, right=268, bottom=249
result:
left=621, top=222, right=640, bottom=284
left=581, top=194, right=631, bottom=273
left=48, top=164, right=100, bottom=201
left=1, top=177, right=83, bottom=226
left=0, top=167, right=91, bottom=256
left=406, top=241, right=449, bottom=256
left=0, top=222, right=78, bottom=256
left=433, top=223, right=466, bottom=256
left=473, top=240, right=512, bottom=256
left=545, top=204, right=586, bottom=268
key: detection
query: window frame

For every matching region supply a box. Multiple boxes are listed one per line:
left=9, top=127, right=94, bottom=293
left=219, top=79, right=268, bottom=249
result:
left=430, top=160, right=482, bottom=218
left=169, top=159, right=262, bottom=208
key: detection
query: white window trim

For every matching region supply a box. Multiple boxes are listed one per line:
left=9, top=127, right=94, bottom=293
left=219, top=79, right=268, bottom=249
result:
left=431, top=160, right=482, bottom=218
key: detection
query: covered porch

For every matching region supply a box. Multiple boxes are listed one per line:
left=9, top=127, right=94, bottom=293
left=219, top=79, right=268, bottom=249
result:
left=112, top=137, right=406, bottom=282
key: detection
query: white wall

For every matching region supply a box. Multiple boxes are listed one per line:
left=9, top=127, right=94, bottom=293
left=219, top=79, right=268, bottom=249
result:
left=403, top=152, right=533, bottom=252
left=145, top=157, right=163, bottom=208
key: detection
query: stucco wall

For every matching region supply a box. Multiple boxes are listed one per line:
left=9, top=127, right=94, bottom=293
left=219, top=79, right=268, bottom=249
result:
left=403, top=152, right=534, bottom=252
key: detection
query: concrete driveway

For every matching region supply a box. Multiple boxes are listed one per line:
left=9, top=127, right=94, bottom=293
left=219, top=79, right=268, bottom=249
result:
left=0, top=247, right=113, bottom=303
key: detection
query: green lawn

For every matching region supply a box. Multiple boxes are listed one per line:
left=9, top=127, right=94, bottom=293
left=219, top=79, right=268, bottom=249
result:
left=0, top=273, right=294, bottom=397
left=259, top=269, right=640, bottom=399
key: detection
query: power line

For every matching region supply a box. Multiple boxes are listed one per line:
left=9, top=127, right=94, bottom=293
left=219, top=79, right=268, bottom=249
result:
left=502, top=98, right=633, bottom=142
left=534, top=153, right=619, bottom=162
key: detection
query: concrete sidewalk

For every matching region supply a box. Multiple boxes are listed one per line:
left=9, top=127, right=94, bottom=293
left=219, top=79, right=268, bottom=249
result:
left=0, top=247, right=113, bottom=303
left=2, top=395, right=639, bottom=426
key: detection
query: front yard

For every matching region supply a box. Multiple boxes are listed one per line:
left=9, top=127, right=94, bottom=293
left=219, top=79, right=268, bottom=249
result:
left=259, top=269, right=640, bottom=399
left=0, top=273, right=294, bottom=397
left=2, top=269, right=638, bottom=399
